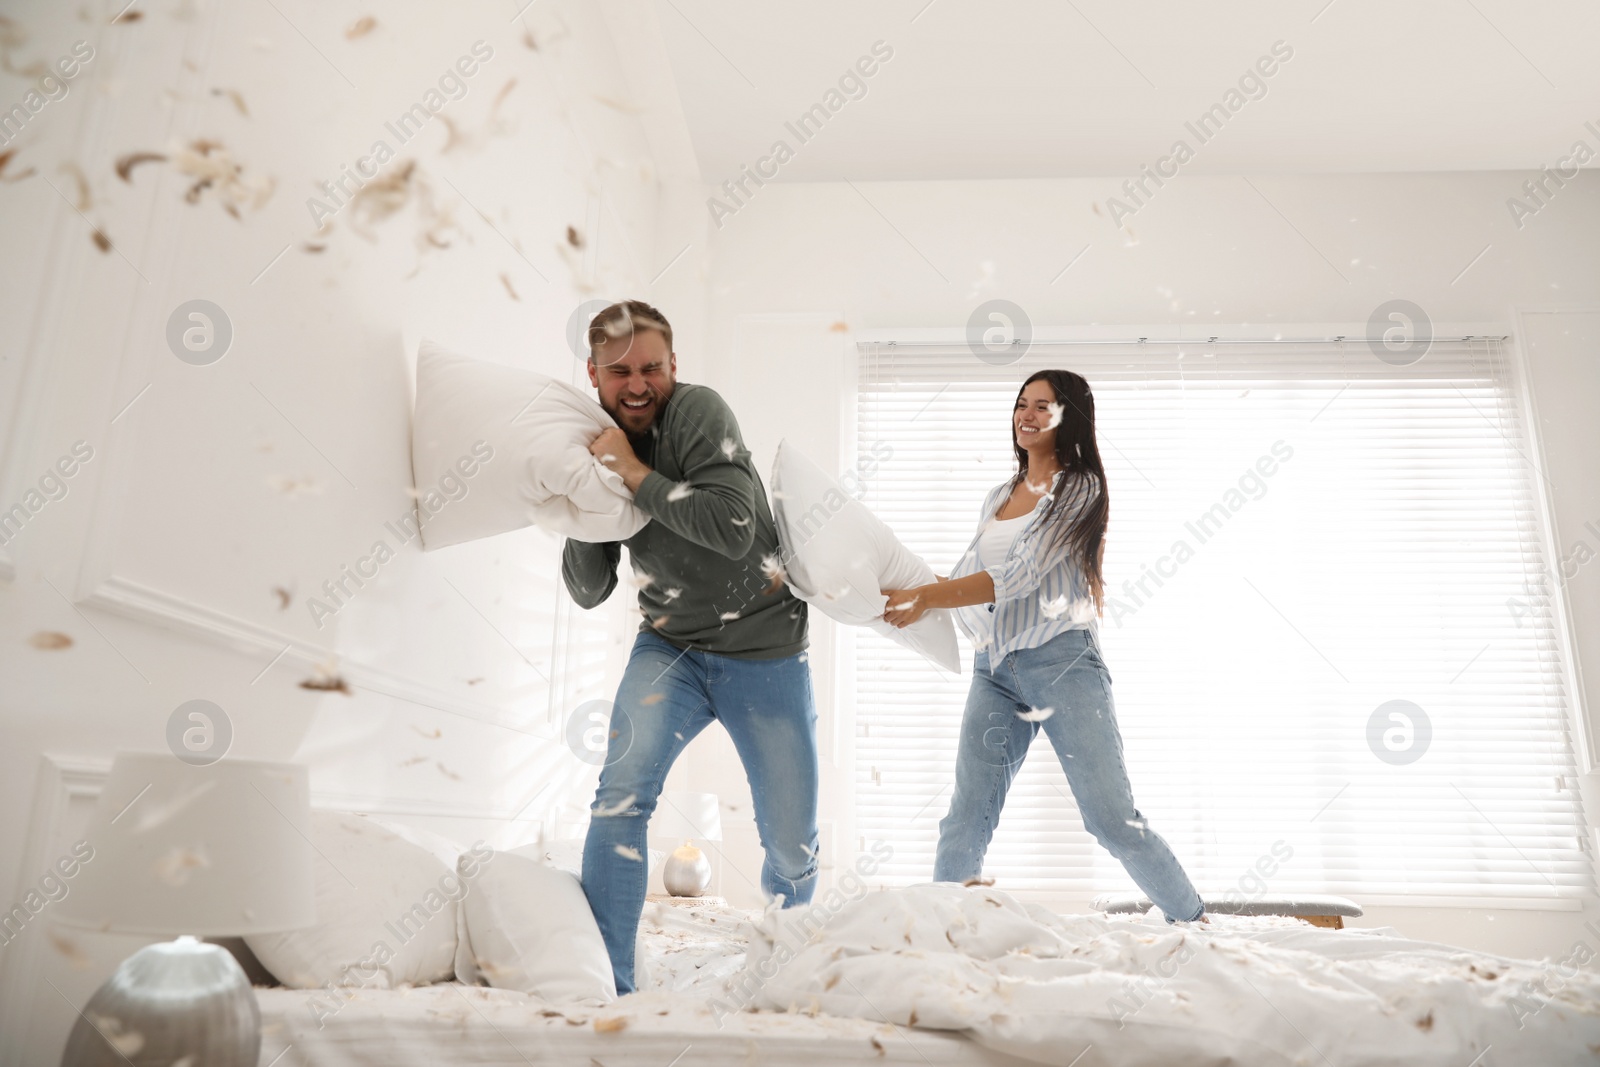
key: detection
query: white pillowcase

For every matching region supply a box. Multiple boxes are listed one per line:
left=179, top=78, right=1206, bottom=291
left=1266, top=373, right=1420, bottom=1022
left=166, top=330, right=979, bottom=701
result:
left=410, top=338, right=650, bottom=549
left=770, top=440, right=959, bottom=672
left=454, top=845, right=616, bottom=1003
left=245, top=812, right=466, bottom=989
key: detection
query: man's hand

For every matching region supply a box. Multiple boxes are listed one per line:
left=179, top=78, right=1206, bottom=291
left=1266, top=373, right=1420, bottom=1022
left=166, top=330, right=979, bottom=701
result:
left=881, top=587, right=929, bottom=628
left=590, top=427, right=652, bottom=493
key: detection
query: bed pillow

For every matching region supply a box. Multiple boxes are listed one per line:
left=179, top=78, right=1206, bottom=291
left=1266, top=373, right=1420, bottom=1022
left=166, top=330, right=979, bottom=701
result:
left=244, top=812, right=463, bottom=989
left=410, top=339, right=650, bottom=549
left=770, top=440, right=959, bottom=672
left=454, top=846, right=616, bottom=1003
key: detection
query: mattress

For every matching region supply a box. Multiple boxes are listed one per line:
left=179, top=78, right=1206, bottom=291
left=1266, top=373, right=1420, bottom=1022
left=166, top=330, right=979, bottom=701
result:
left=256, top=983, right=1032, bottom=1066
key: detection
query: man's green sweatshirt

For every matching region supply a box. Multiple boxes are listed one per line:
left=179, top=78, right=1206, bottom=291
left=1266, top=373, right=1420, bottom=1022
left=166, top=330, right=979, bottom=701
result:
left=560, top=382, right=808, bottom=659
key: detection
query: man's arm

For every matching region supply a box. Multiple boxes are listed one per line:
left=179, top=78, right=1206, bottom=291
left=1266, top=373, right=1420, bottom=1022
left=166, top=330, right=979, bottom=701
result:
left=594, top=388, right=759, bottom=560
left=562, top=539, right=622, bottom=608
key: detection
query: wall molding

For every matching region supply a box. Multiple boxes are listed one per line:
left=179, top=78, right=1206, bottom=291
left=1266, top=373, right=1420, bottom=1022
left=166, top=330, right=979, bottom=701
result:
left=0, top=10, right=109, bottom=590
left=51, top=0, right=554, bottom=760
left=79, top=573, right=559, bottom=740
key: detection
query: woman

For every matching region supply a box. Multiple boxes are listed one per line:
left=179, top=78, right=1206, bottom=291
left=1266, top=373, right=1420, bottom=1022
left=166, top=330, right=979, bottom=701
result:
left=882, top=370, right=1206, bottom=924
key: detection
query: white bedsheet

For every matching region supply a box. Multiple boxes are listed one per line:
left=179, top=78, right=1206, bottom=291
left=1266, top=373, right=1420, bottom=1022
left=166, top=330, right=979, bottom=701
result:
left=743, top=884, right=1600, bottom=1067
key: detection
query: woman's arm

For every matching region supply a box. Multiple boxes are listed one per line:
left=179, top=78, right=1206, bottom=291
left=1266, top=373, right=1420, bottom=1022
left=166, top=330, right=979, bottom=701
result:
left=882, top=572, right=995, bottom=628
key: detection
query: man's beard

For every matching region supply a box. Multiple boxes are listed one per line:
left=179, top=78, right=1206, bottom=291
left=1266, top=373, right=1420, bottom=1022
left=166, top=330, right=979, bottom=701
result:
left=603, top=393, right=666, bottom=451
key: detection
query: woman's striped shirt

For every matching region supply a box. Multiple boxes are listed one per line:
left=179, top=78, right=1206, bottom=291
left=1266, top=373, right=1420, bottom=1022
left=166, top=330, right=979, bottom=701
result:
left=947, top=469, right=1101, bottom=660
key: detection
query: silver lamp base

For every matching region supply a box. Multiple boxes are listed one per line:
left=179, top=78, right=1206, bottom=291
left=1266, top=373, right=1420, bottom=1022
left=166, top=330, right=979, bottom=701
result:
left=61, top=936, right=259, bottom=1067
left=663, top=842, right=712, bottom=897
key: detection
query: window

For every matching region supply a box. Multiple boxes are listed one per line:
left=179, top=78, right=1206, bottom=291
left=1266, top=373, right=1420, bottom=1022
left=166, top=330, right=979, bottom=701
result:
left=852, top=334, right=1590, bottom=907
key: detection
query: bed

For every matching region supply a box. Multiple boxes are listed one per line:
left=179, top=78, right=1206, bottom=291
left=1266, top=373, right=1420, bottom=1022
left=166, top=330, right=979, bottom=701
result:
left=255, top=884, right=1600, bottom=1067
left=255, top=896, right=1031, bottom=1065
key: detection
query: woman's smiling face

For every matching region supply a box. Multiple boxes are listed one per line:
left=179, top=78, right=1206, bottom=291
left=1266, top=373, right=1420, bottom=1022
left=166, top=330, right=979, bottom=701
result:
left=1014, top=379, right=1062, bottom=452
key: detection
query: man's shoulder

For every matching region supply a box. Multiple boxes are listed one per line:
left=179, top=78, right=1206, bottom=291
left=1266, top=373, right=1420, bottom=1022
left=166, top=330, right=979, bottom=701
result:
left=664, top=382, right=740, bottom=433
left=668, top=381, right=727, bottom=414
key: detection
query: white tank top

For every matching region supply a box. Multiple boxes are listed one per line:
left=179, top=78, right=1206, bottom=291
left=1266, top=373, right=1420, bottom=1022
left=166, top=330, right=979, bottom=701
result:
left=956, top=513, right=1031, bottom=651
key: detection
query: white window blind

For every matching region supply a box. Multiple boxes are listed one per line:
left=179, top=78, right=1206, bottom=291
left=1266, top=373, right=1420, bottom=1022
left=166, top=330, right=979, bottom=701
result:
left=852, top=336, right=1591, bottom=907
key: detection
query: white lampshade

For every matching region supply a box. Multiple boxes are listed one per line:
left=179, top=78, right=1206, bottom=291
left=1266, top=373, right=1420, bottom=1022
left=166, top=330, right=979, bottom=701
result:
left=650, top=791, right=722, bottom=842
left=56, top=752, right=316, bottom=937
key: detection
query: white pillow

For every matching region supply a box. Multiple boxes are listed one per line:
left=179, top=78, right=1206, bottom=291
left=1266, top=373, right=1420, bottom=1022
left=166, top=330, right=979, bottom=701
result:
left=245, top=812, right=464, bottom=989
left=454, top=839, right=660, bottom=989
left=770, top=440, right=959, bottom=672
left=410, top=338, right=650, bottom=549
left=454, top=847, right=616, bottom=1003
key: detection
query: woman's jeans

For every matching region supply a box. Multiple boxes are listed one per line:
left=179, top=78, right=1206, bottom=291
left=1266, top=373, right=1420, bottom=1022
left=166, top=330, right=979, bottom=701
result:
left=933, top=627, right=1204, bottom=923
left=582, top=631, right=820, bottom=994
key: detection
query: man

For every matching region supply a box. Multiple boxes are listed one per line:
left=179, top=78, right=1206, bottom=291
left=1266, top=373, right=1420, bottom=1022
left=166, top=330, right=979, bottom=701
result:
left=562, top=299, right=818, bottom=995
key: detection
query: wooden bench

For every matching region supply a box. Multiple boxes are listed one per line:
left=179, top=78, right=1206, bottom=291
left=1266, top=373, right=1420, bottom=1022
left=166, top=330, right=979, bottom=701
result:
left=1093, top=892, right=1364, bottom=929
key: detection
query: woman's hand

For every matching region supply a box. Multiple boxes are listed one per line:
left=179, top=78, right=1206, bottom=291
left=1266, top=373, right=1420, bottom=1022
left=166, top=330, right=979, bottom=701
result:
left=881, top=588, right=929, bottom=628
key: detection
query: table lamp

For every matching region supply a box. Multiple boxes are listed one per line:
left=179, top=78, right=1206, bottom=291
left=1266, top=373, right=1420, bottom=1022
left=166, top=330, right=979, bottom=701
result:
left=53, top=753, right=315, bottom=1066
left=651, top=791, right=722, bottom=897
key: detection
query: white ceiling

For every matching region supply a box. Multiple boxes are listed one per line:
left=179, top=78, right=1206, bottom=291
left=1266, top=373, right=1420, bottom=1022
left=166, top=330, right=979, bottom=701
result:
left=650, top=0, right=1600, bottom=182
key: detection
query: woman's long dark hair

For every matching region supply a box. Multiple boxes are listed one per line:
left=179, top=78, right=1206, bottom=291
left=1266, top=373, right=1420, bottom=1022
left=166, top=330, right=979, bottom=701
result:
left=1009, top=369, right=1109, bottom=615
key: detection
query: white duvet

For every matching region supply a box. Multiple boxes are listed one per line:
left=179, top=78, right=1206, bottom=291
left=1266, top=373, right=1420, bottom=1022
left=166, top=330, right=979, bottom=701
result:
left=739, top=884, right=1600, bottom=1066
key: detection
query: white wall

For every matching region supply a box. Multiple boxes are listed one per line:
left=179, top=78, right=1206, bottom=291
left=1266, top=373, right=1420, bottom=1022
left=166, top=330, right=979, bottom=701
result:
left=0, top=1, right=686, bottom=1061
left=686, top=173, right=1600, bottom=964
left=2, top=1, right=1597, bottom=1059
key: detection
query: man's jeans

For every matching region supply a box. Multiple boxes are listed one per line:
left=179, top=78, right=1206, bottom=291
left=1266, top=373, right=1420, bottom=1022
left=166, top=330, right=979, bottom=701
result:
left=933, top=627, right=1204, bottom=924
left=582, top=631, right=820, bottom=994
